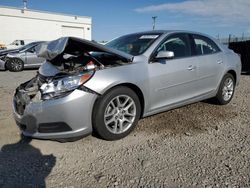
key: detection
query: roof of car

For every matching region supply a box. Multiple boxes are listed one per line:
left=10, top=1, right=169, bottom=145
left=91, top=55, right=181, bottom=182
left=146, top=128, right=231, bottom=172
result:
left=131, top=30, right=206, bottom=35
left=128, top=30, right=218, bottom=42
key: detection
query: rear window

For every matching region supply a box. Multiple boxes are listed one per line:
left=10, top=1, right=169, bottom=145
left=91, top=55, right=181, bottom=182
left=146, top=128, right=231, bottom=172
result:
left=193, top=35, right=220, bottom=55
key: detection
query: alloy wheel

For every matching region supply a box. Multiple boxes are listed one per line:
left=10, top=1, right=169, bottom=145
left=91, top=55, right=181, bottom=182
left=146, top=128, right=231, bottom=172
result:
left=10, top=59, right=23, bottom=71
left=104, top=95, right=136, bottom=134
left=222, top=77, right=234, bottom=101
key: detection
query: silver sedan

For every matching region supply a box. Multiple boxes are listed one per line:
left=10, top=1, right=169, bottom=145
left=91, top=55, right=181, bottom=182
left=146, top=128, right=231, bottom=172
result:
left=13, top=31, right=241, bottom=141
left=0, top=42, right=45, bottom=71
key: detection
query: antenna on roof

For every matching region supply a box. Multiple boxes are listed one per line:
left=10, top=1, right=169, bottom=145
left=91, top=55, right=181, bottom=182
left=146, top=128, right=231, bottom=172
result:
left=23, top=0, right=27, bottom=9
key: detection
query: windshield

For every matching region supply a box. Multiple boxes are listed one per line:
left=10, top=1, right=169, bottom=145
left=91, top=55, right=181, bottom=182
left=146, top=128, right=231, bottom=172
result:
left=105, top=33, right=161, bottom=56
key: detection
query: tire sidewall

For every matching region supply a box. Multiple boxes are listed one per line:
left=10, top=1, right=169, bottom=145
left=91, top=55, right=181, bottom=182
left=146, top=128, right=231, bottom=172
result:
left=6, top=58, right=24, bottom=72
left=93, top=86, right=141, bottom=140
left=216, top=73, right=235, bottom=105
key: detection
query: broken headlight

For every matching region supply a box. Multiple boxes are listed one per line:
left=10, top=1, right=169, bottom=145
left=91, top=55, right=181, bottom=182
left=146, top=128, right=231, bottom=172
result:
left=40, top=71, right=94, bottom=100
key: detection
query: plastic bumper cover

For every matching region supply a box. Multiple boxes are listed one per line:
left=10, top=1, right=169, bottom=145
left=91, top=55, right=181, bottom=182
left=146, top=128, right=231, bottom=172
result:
left=13, top=89, right=97, bottom=139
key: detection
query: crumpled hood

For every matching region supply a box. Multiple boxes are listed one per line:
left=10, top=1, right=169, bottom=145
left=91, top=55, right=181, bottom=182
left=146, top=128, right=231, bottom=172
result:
left=35, top=37, right=134, bottom=63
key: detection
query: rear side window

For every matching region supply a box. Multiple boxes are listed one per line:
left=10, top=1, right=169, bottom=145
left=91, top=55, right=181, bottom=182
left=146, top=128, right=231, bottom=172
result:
left=156, top=34, right=191, bottom=58
left=193, top=35, right=220, bottom=55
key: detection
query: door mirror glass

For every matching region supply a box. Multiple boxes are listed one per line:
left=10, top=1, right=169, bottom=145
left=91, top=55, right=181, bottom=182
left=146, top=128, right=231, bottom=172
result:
left=155, top=51, right=174, bottom=59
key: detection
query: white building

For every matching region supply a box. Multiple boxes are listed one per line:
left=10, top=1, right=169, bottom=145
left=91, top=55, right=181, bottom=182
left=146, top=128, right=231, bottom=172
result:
left=0, top=6, right=92, bottom=45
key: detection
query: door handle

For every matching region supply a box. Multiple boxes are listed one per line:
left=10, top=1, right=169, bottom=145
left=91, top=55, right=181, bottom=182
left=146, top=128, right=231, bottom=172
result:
left=187, top=65, right=196, bottom=71
left=217, top=60, right=223, bottom=64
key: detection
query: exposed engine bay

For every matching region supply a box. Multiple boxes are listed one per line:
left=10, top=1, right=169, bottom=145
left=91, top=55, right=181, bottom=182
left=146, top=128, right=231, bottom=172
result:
left=13, top=37, right=134, bottom=115
left=52, top=51, right=129, bottom=74
left=35, top=36, right=133, bottom=74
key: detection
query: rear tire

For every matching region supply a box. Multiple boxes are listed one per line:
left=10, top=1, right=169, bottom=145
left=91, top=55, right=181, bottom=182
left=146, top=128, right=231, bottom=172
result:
left=92, top=86, right=141, bottom=140
left=214, top=73, right=235, bottom=105
left=6, top=58, right=24, bottom=72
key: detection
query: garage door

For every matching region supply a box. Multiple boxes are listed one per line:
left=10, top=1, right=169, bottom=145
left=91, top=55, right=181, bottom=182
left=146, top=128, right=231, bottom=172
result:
left=61, top=26, right=84, bottom=38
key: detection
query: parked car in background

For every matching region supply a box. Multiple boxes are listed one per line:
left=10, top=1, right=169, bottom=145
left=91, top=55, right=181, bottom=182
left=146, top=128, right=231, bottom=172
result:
left=3, top=39, right=38, bottom=50
left=0, top=41, right=45, bottom=71
left=13, top=31, right=241, bottom=141
left=0, top=48, right=21, bottom=59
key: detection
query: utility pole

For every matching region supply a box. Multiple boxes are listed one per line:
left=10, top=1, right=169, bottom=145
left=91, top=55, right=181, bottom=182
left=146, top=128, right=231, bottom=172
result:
left=23, top=0, right=28, bottom=9
left=152, top=16, right=157, bottom=30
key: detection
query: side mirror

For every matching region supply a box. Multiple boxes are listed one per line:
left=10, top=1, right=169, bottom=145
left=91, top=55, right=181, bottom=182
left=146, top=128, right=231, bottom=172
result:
left=155, top=51, right=174, bottom=59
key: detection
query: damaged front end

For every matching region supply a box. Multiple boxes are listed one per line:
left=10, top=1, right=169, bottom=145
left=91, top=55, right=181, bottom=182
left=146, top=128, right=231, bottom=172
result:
left=14, top=36, right=133, bottom=107
left=12, top=37, right=133, bottom=139
left=14, top=76, right=41, bottom=116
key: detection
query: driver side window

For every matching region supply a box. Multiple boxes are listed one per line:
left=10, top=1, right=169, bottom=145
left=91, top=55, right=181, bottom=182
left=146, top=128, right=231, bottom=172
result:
left=27, top=47, right=36, bottom=53
left=157, top=34, right=191, bottom=58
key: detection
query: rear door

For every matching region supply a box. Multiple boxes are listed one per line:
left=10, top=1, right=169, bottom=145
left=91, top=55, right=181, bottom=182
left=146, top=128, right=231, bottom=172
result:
left=25, top=46, right=45, bottom=67
left=191, top=34, right=225, bottom=95
left=148, top=33, right=198, bottom=111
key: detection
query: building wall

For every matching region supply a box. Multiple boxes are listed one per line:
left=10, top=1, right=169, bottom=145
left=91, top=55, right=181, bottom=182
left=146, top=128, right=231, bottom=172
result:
left=0, top=6, right=92, bottom=45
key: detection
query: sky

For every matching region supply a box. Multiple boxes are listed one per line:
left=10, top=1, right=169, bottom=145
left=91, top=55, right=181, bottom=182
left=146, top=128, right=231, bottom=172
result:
left=0, top=0, right=250, bottom=41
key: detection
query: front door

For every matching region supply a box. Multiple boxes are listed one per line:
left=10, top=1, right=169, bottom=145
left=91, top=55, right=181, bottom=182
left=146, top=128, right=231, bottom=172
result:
left=148, top=33, right=198, bottom=112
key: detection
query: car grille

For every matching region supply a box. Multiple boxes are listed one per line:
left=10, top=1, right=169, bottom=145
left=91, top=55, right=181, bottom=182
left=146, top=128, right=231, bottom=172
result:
left=38, top=122, right=72, bottom=133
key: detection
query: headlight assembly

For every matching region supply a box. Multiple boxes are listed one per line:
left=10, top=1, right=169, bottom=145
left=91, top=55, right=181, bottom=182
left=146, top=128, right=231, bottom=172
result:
left=40, top=71, right=94, bottom=100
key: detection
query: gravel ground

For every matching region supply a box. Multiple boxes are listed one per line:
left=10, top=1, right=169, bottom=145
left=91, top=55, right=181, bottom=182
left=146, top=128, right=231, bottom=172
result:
left=0, top=70, right=249, bottom=188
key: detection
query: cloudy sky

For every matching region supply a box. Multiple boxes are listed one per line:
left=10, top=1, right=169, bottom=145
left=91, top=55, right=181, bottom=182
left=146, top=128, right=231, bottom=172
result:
left=1, top=0, right=250, bottom=41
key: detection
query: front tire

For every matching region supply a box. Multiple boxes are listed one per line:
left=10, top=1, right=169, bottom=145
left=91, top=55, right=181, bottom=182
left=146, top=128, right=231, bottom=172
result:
left=6, top=58, right=24, bottom=72
left=214, top=73, right=235, bottom=105
left=92, top=86, right=141, bottom=140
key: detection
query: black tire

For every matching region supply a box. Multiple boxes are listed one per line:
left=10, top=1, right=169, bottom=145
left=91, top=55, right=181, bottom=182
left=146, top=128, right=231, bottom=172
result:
left=214, top=73, right=235, bottom=105
left=6, top=58, right=24, bottom=72
left=92, top=86, right=141, bottom=141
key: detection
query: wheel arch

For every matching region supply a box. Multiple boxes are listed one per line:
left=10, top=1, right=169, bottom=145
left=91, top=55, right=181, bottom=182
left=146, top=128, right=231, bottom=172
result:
left=227, top=69, right=237, bottom=83
left=93, top=82, right=145, bottom=119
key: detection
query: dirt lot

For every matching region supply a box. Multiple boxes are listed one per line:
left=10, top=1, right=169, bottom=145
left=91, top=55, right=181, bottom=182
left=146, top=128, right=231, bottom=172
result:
left=0, top=70, right=249, bottom=188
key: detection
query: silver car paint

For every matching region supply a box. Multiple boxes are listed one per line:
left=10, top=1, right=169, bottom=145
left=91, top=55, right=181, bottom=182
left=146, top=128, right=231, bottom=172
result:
left=0, top=59, right=5, bottom=70
left=13, top=31, right=241, bottom=139
left=5, top=43, right=45, bottom=70
left=38, top=61, right=61, bottom=77
left=7, top=50, right=45, bottom=68
left=84, top=31, right=241, bottom=117
left=13, top=89, right=97, bottom=139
